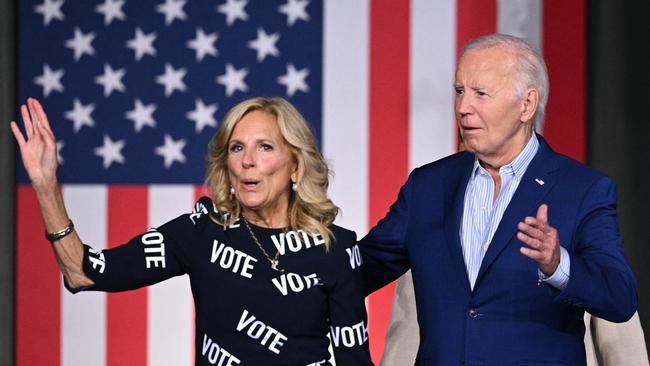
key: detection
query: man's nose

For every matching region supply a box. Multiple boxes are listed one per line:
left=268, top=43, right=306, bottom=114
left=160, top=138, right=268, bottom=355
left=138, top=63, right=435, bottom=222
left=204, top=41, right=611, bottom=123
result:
left=456, top=95, right=473, bottom=117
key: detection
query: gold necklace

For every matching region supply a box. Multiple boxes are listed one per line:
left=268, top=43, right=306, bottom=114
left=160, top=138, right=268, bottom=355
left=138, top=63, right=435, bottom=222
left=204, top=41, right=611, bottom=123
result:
left=241, top=217, right=284, bottom=272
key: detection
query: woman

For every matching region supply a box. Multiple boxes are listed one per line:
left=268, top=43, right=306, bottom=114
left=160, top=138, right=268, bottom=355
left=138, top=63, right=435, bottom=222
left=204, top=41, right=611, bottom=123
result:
left=11, top=97, right=372, bottom=365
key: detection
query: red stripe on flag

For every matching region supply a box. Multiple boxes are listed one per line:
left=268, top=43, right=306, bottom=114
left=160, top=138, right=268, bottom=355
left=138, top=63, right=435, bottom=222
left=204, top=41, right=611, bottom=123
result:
left=195, top=185, right=207, bottom=202
left=16, top=186, right=60, bottom=366
left=192, top=184, right=206, bottom=362
left=543, top=1, right=586, bottom=163
left=368, top=0, right=410, bottom=362
left=456, top=0, right=497, bottom=59
left=107, top=186, right=148, bottom=366
left=455, top=0, right=496, bottom=148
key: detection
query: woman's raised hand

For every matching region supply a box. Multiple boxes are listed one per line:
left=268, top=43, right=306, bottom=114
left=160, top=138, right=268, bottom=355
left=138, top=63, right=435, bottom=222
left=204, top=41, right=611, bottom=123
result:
left=10, top=98, right=59, bottom=189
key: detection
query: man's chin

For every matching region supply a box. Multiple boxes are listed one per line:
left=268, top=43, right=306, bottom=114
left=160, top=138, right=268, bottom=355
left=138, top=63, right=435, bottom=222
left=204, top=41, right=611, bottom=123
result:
left=460, top=140, right=480, bottom=154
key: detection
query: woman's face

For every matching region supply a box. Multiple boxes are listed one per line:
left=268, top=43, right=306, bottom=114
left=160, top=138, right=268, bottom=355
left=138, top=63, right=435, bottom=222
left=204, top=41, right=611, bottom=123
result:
left=227, top=110, right=296, bottom=222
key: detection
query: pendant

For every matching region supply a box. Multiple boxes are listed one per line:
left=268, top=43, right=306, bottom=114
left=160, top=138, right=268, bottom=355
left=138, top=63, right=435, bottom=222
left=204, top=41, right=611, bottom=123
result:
left=270, top=260, right=284, bottom=272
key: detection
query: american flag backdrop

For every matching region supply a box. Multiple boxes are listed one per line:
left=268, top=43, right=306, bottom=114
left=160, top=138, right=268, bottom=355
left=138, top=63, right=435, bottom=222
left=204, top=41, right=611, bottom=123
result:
left=16, top=0, right=586, bottom=365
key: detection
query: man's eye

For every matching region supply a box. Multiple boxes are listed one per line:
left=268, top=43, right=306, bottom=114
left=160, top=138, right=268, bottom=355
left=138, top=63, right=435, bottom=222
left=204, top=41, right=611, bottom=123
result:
left=455, top=88, right=464, bottom=95
left=476, top=91, right=488, bottom=97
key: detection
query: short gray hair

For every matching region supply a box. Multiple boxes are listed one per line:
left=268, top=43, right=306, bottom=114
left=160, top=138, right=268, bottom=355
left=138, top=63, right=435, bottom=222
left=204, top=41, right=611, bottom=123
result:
left=463, top=34, right=549, bottom=129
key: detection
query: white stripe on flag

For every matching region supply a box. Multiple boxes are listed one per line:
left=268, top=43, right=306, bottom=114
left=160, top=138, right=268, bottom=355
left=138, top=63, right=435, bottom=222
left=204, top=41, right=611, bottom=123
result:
left=323, top=0, right=370, bottom=235
left=497, top=0, right=543, bottom=131
left=497, top=0, right=543, bottom=52
left=61, top=185, right=107, bottom=366
left=409, top=0, right=457, bottom=169
left=147, top=185, right=195, bottom=366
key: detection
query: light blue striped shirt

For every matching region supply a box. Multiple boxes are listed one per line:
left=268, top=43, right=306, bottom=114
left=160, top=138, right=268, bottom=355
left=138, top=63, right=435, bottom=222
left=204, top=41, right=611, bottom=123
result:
left=460, top=134, right=569, bottom=290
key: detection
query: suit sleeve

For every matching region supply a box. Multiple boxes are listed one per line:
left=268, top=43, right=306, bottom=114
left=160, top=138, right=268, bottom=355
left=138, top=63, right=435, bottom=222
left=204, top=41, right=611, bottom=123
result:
left=379, top=271, right=419, bottom=365
left=66, top=210, right=198, bottom=293
left=554, top=177, right=638, bottom=322
left=358, top=170, right=415, bottom=295
left=328, top=231, right=373, bottom=365
left=591, top=311, right=650, bottom=365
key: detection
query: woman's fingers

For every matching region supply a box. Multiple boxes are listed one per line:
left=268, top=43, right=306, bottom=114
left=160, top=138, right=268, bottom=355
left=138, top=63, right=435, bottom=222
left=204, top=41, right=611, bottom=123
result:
left=10, top=121, right=27, bottom=146
left=31, top=98, right=53, bottom=130
left=20, top=104, right=34, bottom=138
left=27, top=98, right=43, bottom=135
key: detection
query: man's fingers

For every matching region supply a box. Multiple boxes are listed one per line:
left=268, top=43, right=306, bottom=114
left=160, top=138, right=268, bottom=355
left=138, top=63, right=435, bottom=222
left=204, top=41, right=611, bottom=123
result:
left=524, top=216, right=551, bottom=234
left=518, top=221, right=545, bottom=239
left=536, top=204, right=548, bottom=223
left=520, top=246, right=544, bottom=261
left=517, top=231, right=542, bottom=249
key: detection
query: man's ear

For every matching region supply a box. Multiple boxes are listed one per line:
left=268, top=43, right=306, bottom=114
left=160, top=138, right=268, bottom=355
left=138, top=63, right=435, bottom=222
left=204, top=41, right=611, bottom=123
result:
left=520, top=88, right=539, bottom=123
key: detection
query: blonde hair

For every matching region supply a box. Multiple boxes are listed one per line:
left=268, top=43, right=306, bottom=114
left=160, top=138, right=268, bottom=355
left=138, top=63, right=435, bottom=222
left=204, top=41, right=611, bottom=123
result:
left=205, top=97, right=339, bottom=249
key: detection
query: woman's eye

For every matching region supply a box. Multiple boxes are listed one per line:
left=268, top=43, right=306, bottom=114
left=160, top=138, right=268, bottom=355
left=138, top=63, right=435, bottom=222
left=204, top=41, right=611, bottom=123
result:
left=229, top=144, right=243, bottom=152
left=260, top=143, right=273, bottom=151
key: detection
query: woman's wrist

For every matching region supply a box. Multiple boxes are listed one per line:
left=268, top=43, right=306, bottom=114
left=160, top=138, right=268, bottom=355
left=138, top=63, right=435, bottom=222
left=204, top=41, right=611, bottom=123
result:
left=32, top=176, right=59, bottom=195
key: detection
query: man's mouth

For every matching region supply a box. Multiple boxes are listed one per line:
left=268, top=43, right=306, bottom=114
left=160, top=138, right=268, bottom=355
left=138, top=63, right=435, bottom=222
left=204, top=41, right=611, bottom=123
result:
left=461, top=125, right=481, bottom=133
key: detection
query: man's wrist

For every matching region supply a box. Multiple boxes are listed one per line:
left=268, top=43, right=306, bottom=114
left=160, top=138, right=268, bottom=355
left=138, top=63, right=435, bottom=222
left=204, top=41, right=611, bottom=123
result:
left=538, top=247, right=570, bottom=290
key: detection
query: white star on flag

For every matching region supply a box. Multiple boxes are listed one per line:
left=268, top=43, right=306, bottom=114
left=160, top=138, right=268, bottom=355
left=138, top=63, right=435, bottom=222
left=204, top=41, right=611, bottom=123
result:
left=65, top=27, right=96, bottom=61
left=156, top=63, right=187, bottom=97
left=155, top=134, right=187, bottom=168
left=95, top=0, right=126, bottom=26
left=125, top=99, right=157, bottom=133
left=217, top=0, right=248, bottom=26
left=56, top=140, right=65, bottom=165
left=126, top=28, right=157, bottom=61
left=248, top=28, right=280, bottom=62
left=95, top=63, right=126, bottom=97
left=187, top=28, right=218, bottom=62
left=34, top=64, right=65, bottom=97
left=34, top=0, right=65, bottom=26
left=217, top=63, right=248, bottom=97
left=278, top=0, right=310, bottom=26
left=157, top=0, right=187, bottom=26
left=64, top=98, right=95, bottom=132
left=277, top=63, right=309, bottom=97
left=186, top=99, right=218, bottom=133
left=94, top=135, right=126, bottom=169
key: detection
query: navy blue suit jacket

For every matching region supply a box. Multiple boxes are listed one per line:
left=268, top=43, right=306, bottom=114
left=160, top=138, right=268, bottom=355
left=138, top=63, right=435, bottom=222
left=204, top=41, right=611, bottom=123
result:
left=360, top=136, right=637, bottom=366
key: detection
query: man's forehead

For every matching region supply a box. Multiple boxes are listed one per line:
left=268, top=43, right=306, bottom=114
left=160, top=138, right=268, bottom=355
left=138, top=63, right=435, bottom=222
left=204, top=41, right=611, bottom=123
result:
left=455, top=48, right=516, bottom=81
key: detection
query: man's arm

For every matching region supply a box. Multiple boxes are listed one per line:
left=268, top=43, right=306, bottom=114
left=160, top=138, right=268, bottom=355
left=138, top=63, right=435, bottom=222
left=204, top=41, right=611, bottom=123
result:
left=359, top=170, right=415, bottom=295
left=519, top=177, right=638, bottom=322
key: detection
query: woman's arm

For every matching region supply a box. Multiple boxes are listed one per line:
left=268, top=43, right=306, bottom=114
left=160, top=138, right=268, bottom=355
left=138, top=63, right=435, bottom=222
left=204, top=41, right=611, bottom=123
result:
left=327, top=230, right=373, bottom=365
left=11, top=98, right=93, bottom=289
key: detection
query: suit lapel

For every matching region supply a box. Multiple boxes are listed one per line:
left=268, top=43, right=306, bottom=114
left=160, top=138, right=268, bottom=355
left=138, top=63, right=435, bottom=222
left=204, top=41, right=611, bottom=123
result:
left=444, top=152, right=475, bottom=293
left=474, top=137, right=559, bottom=288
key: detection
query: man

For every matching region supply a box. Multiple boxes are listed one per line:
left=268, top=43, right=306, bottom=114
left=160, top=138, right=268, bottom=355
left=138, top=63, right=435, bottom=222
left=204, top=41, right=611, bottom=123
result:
left=360, top=34, right=638, bottom=365
left=380, top=271, right=649, bottom=365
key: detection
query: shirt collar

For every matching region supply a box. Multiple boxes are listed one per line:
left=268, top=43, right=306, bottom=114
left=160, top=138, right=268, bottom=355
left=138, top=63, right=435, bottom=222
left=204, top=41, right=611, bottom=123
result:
left=471, top=134, right=539, bottom=180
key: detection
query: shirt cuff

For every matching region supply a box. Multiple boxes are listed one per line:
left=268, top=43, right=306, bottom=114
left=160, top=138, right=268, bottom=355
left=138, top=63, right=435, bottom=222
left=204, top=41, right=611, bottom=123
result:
left=537, top=246, right=570, bottom=290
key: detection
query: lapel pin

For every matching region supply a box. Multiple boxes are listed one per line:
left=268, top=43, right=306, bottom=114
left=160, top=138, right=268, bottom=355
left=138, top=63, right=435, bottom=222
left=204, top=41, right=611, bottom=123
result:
left=535, top=178, right=545, bottom=186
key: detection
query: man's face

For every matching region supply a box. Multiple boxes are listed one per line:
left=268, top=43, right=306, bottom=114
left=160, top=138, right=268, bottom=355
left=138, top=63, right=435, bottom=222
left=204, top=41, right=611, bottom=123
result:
left=454, top=47, right=530, bottom=164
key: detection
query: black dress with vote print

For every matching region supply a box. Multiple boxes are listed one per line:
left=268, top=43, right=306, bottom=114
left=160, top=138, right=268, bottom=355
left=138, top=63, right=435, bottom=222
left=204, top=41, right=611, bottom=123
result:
left=68, top=197, right=372, bottom=365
